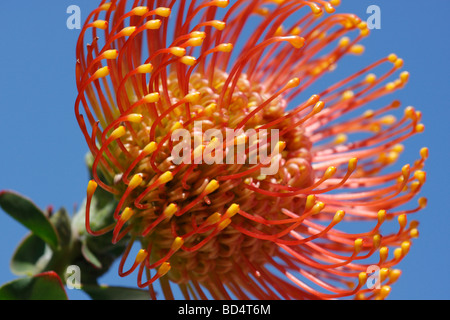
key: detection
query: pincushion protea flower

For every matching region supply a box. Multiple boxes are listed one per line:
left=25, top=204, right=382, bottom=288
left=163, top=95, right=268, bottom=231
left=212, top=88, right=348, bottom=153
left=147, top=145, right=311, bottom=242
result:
left=75, top=0, right=427, bottom=300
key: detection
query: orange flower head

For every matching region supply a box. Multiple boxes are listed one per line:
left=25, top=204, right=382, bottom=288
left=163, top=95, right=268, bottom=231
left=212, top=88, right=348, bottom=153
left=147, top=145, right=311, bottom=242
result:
left=75, top=0, right=427, bottom=300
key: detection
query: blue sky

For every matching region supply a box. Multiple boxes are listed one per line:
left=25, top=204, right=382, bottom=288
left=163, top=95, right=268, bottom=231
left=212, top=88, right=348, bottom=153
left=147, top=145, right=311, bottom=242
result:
left=0, top=0, right=449, bottom=300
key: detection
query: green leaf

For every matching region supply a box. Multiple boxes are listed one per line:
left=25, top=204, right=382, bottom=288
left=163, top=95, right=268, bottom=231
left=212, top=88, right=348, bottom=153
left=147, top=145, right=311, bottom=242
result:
left=0, top=191, right=59, bottom=250
left=81, top=242, right=102, bottom=269
left=10, top=233, right=52, bottom=276
left=0, top=272, right=68, bottom=300
left=82, top=284, right=150, bottom=300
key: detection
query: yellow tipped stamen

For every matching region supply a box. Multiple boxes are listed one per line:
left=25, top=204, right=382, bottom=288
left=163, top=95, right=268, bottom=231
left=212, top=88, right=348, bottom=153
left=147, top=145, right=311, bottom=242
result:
left=373, top=234, right=381, bottom=249
left=378, top=210, right=386, bottom=224
left=313, top=101, right=325, bottom=114
left=380, top=268, right=390, bottom=282
left=205, top=179, right=220, bottom=194
left=410, top=228, right=419, bottom=238
left=394, top=58, right=404, bottom=69
left=87, top=180, right=98, bottom=196
left=225, top=204, right=240, bottom=219
left=135, top=249, right=148, bottom=264
left=389, top=269, right=402, bottom=283
left=394, top=248, right=402, bottom=260
left=132, top=6, right=149, bottom=16
left=398, top=214, right=407, bottom=229
left=92, top=20, right=108, bottom=29
left=216, top=43, right=233, bottom=52
left=415, top=123, right=425, bottom=133
left=342, top=90, right=354, bottom=100
left=129, top=174, right=144, bottom=189
left=324, top=166, right=337, bottom=179
left=418, top=197, right=427, bottom=208
left=180, top=56, right=197, bottom=66
left=142, top=142, right=157, bottom=155
left=354, top=238, right=364, bottom=254
left=349, top=44, right=365, bottom=55
left=157, top=171, right=174, bottom=185
left=145, top=19, right=162, bottom=30
left=348, top=158, right=358, bottom=171
left=137, top=63, right=153, bottom=74
left=143, top=92, right=160, bottom=103
left=93, top=66, right=110, bottom=80
left=358, top=272, right=367, bottom=286
left=332, top=210, right=345, bottom=224
left=154, top=7, right=171, bottom=17
left=210, top=20, right=226, bottom=30
left=377, top=286, right=391, bottom=300
left=311, top=202, right=325, bottom=215
left=420, top=147, right=429, bottom=160
left=171, top=237, right=184, bottom=252
left=121, top=26, right=137, bottom=36
left=305, top=195, right=316, bottom=212
left=284, top=78, right=301, bottom=89
left=287, top=36, right=305, bottom=49
left=338, top=37, right=350, bottom=48
left=110, top=126, right=126, bottom=140
left=169, top=47, right=186, bottom=57
left=184, top=92, right=201, bottom=103
left=103, top=49, right=119, bottom=60
left=365, top=73, right=377, bottom=83
left=379, top=247, right=389, bottom=263
left=401, top=241, right=411, bottom=255
left=120, top=207, right=134, bottom=222
left=99, top=3, right=113, bottom=11
left=126, top=114, right=144, bottom=123
left=157, top=262, right=171, bottom=276
left=388, top=53, right=398, bottom=63
left=211, top=0, right=229, bottom=8
left=218, top=218, right=232, bottom=231
left=414, top=170, right=426, bottom=184
left=163, top=203, right=178, bottom=219
left=185, top=37, right=204, bottom=47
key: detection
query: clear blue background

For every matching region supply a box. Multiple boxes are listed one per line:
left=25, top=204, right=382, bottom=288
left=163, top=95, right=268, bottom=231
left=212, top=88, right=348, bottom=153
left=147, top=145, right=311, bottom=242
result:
left=0, top=0, right=448, bottom=300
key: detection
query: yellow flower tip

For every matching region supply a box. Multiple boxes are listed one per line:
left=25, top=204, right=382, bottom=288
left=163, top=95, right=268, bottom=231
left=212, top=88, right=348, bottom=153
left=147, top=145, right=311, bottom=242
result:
left=394, top=58, right=404, bottom=69
left=330, top=0, right=341, bottom=6
left=217, top=43, right=234, bottom=53
left=332, top=210, right=345, bottom=224
left=349, top=44, right=365, bottom=55
left=163, top=203, right=178, bottom=219
left=377, top=286, right=391, bottom=300
left=354, top=238, right=364, bottom=254
left=157, top=171, right=174, bottom=185
left=218, top=218, right=232, bottom=231
left=348, top=158, right=358, bottom=171
left=355, top=293, right=366, bottom=300
left=145, top=19, right=162, bottom=30
left=103, top=49, right=119, bottom=60
left=287, top=36, right=305, bottom=49
left=157, top=262, right=171, bottom=276
left=342, top=90, right=354, bottom=101
left=110, top=126, right=126, bottom=140
left=410, top=220, right=419, bottom=229
left=410, top=228, right=419, bottom=239
left=92, top=20, right=108, bottom=30
left=99, top=3, right=114, bottom=11
left=305, top=194, right=316, bottom=212
left=388, top=53, right=398, bottom=63
left=225, top=204, right=240, bottom=219
left=324, top=166, right=337, bottom=179
left=132, top=6, right=149, bottom=16
left=137, top=63, right=153, bottom=74
left=394, top=247, right=402, bottom=260
left=285, top=77, right=301, bottom=89
left=401, top=241, right=411, bottom=255
left=313, top=101, right=325, bottom=114
left=142, top=142, right=157, bottom=156
left=126, top=114, right=144, bottom=123
left=404, top=106, right=416, bottom=119
left=389, top=269, right=402, bottom=283
left=311, top=202, right=325, bottom=215
left=205, top=179, right=220, bottom=194
left=211, top=0, right=229, bottom=8
left=418, top=197, right=427, bottom=208
left=334, top=133, right=347, bottom=145
left=398, top=214, right=407, bottom=229
left=365, top=73, right=376, bottom=83
left=206, top=212, right=222, bottom=225
left=171, top=237, right=184, bottom=252
left=87, top=180, right=98, bottom=196
left=211, top=20, right=226, bottom=30
left=378, top=210, right=386, bottom=224
left=143, top=92, right=160, bottom=103
left=129, top=173, right=144, bottom=189
left=184, top=91, right=201, bottom=104
left=414, top=170, right=426, bottom=184
left=358, top=272, right=367, bottom=286
left=401, top=164, right=410, bottom=179
left=290, top=26, right=302, bottom=36
left=135, top=249, right=148, bottom=264
left=420, top=147, right=429, bottom=160
left=378, top=267, right=389, bottom=282
left=120, top=207, right=134, bottom=222
left=323, top=3, right=336, bottom=13
left=121, top=26, right=137, bottom=37
left=379, top=246, right=389, bottom=263
left=385, top=82, right=396, bottom=91
left=400, top=71, right=410, bottom=83
left=415, top=123, right=425, bottom=133
left=308, top=3, right=322, bottom=15
left=373, top=234, right=381, bottom=249
left=190, top=31, right=206, bottom=39
left=338, top=36, right=350, bottom=48
left=154, top=7, right=171, bottom=17
left=186, top=37, right=204, bottom=47
left=180, top=56, right=197, bottom=66
left=170, top=122, right=183, bottom=132
left=93, top=66, right=110, bottom=80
